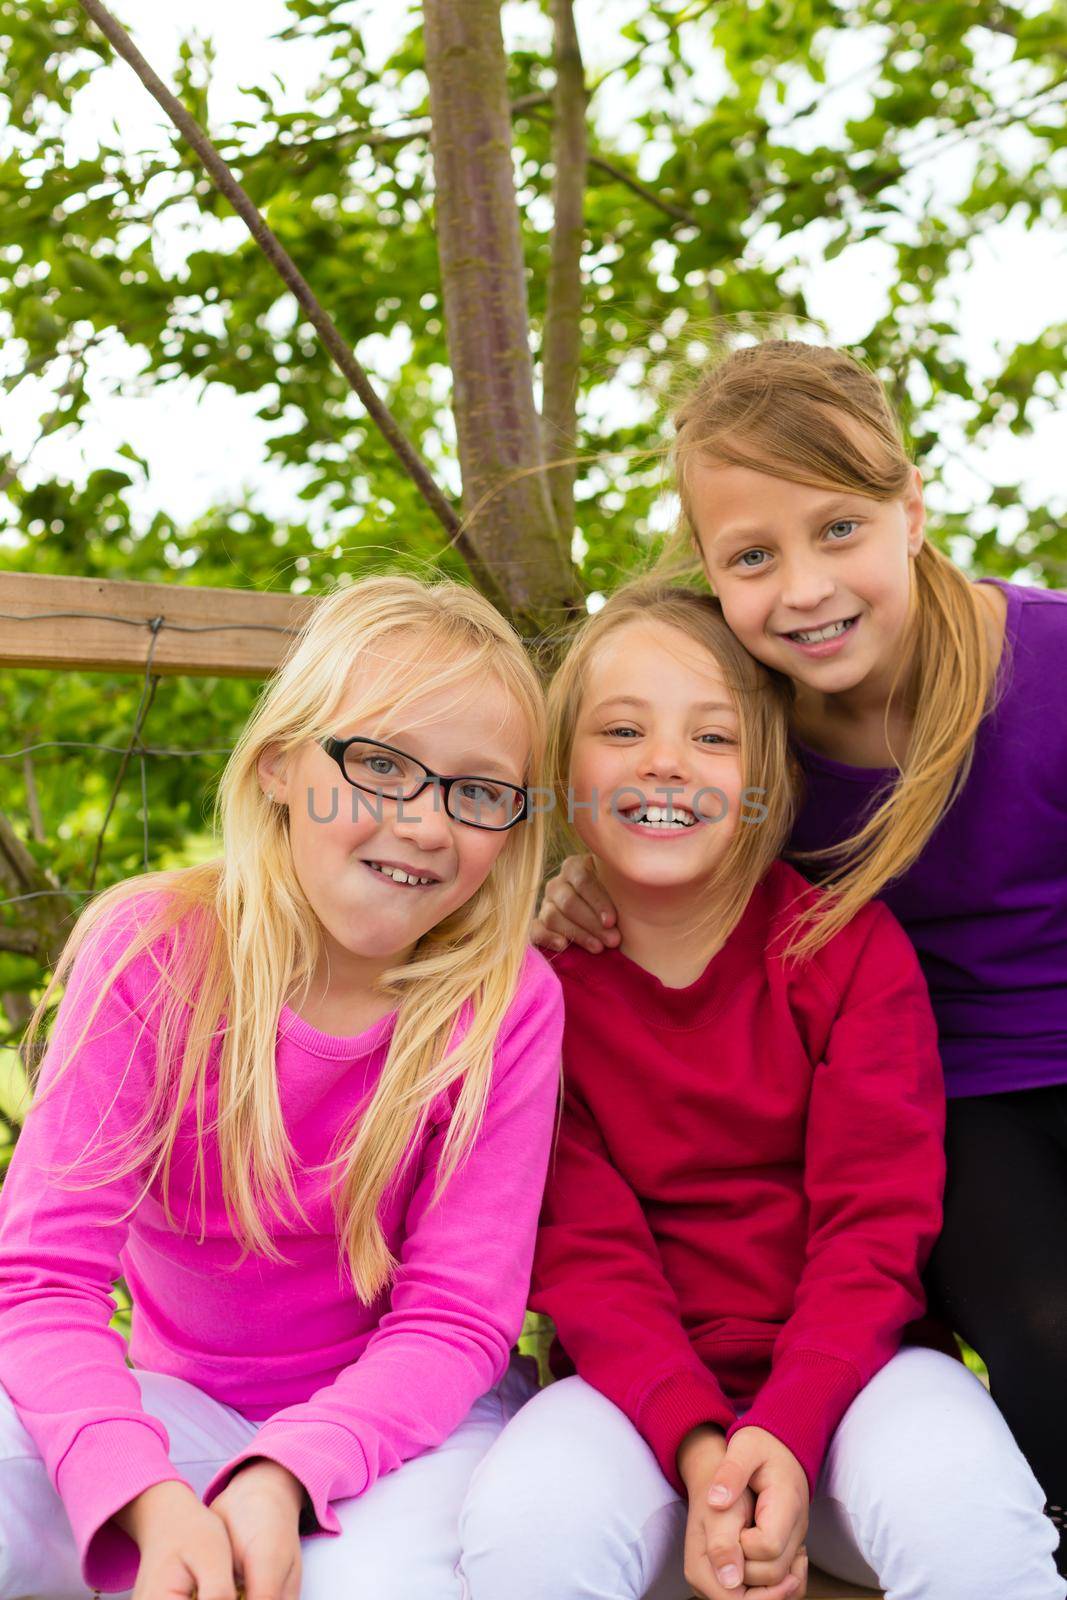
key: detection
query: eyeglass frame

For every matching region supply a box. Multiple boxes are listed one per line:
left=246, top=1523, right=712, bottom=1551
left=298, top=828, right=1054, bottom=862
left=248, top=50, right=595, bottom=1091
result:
left=319, top=734, right=530, bottom=832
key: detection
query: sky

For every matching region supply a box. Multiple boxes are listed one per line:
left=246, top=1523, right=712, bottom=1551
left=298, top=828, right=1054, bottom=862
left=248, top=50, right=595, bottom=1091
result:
left=1, top=0, right=1064, bottom=550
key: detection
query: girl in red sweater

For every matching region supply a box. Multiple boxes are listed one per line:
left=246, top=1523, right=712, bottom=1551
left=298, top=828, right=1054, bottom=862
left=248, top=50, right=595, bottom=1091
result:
left=458, top=581, right=1060, bottom=1600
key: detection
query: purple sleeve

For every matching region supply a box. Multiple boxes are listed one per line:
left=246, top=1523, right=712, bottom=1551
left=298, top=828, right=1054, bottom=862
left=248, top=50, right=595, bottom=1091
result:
left=203, top=952, right=564, bottom=1534
left=0, top=902, right=189, bottom=1593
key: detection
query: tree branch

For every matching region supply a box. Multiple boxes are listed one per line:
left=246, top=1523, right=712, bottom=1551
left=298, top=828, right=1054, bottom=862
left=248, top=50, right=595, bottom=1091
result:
left=540, top=0, right=588, bottom=545
left=586, top=2, right=717, bottom=96
left=522, top=99, right=700, bottom=232
left=261, top=91, right=553, bottom=157
left=0, top=355, right=87, bottom=496
left=73, top=0, right=494, bottom=580
left=0, top=989, right=34, bottom=1039
left=268, top=92, right=697, bottom=247
left=587, top=151, right=699, bottom=228
left=0, top=811, right=77, bottom=968
left=0, top=1100, right=22, bottom=1140
left=834, top=79, right=1067, bottom=210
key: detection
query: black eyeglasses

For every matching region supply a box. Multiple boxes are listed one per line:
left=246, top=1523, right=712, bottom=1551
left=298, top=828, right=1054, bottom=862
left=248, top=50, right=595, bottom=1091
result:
left=320, top=735, right=529, bottom=832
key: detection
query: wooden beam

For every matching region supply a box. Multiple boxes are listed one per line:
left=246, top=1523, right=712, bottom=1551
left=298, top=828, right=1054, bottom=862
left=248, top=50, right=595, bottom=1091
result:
left=0, top=572, right=316, bottom=678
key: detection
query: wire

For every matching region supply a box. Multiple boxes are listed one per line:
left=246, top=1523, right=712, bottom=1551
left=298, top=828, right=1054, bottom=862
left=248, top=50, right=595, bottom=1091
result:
left=0, top=742, right=234, bottom=760
left=86, top=617, right=163, bottom=891
left=0, top=607, right=246, bottom=920
left=0, top=608, right=297, bottom=635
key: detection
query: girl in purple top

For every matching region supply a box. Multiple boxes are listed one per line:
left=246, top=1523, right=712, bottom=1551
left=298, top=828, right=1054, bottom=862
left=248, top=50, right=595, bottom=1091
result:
left=534, top=339, right=1067, bottom=1584
left=0, top=574, right=563, bottom=1600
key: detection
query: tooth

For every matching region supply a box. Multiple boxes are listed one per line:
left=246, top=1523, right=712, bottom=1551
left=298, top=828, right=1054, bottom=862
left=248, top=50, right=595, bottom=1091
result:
left=795, top=618, right=849, bottom=642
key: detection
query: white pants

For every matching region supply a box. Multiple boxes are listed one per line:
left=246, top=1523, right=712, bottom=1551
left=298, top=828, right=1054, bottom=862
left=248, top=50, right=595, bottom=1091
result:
left=0, top=1358, right=534, bottom=1600
left=459, top=1347, right=1065, bottom=1600
left=1, top=1349, right=1061, bottom=1600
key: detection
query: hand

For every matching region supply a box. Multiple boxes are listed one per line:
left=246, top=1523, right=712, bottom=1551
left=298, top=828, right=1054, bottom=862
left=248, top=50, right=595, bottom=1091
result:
left=210, top=1458, right=305, bottom=1600
left=678, top=1426, right=804, bottom=1600
left=115, top=1479, right=237, bottom=1600
left=707, top=1427, right=810, bottom=1593
left=530, top=853, right=621, bottom=955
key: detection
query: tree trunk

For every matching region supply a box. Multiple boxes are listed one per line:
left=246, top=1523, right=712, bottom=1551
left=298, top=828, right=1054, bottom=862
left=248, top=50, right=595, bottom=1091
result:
left=0, top=989, right=35, bottom=1106
left=541, top=0, right=587, bottom=544
left=0, top=810, right=74, bottom=968
left=423, top=0, right=582, bottom=639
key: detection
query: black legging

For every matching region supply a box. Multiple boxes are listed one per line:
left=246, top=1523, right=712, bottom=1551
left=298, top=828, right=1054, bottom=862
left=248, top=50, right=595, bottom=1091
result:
left=926, top=1083, right=1067, bottom=1576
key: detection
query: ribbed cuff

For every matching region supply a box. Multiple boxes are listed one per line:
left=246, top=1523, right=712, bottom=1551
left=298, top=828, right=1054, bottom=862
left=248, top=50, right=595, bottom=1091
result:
left=204, top=1419, right=369, bottom=1536
left=726, top=1349, right=862, bottom=1494
left=55, top=1417, right=187, bottom=1592
left=637, top=1368, right=738, bottom=1494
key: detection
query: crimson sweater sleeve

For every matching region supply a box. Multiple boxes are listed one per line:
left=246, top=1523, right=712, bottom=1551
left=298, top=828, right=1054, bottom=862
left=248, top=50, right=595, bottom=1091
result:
left=202, top=955, right=564, bottom=1533
left=726, top=903, right=946, bottom=1493
left=0, top=903, right=188, bottom=1594
left=530, top=1083, right=736, bottom=1493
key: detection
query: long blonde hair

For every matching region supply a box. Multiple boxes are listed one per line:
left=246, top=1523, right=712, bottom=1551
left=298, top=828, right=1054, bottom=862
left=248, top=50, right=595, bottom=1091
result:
left=22, top=574, right=547, bottom=1303
left=655, top=339, right=1002, bottom=954
left=545, top=578, right=797, bottom=951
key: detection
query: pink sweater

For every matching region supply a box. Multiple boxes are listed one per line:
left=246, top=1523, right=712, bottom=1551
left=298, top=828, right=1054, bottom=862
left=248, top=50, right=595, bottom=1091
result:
left=0, top=896, right=563, bottom=1592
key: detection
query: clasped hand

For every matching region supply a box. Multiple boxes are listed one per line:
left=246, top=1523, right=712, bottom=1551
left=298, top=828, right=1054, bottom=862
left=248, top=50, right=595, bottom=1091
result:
left=116, top=1458, right=305, bottom=1600
left=678, top=1424, right=809, bottom=1600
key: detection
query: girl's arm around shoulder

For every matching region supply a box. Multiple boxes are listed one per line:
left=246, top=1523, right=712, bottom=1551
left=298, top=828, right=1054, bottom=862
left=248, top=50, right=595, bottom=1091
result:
left=202, top=944, right=564, bottom=1535
left=0, top=893, right=192, bottom=1593
left=731, top=899, right=946, bottom=1494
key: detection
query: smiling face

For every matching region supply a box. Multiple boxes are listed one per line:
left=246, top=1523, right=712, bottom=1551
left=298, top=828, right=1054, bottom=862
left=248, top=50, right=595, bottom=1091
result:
left=688, top=454, right=925, bottom=699
left=567, top=618, right=745, bottom=896
left=258, top=662, right=530, bottom=996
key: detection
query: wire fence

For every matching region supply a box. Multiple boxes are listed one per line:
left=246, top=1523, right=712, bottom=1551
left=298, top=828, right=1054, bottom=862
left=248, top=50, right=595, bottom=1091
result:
left=0, top=603, right=297, bottom=914
left=0, top=598, right=302, bottom=1156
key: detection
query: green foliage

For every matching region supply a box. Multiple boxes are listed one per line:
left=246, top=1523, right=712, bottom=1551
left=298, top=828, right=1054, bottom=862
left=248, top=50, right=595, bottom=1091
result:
left=1, top=0, right=1065, bottom=1024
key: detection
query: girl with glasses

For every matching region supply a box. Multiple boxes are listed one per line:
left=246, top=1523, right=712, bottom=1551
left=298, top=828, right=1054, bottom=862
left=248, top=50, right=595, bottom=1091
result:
left=0, top=574, right=562, bottom=1600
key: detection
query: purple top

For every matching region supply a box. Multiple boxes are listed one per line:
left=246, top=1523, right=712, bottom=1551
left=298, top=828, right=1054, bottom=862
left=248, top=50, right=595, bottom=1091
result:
left=790, top=579, right=1067, bottom=1098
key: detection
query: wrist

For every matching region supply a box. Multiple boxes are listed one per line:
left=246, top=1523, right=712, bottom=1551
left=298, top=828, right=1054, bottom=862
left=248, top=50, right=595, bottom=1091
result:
left=113, top=1479, right=197, bottom=1546
left=676, top=1422, right=727, bottom=1487
left=230, top=1457, right=307, bottom=1513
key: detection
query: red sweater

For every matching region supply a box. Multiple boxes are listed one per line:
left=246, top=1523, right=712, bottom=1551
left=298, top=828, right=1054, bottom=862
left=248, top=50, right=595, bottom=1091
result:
left=531, top=860, right=945, bottom=1496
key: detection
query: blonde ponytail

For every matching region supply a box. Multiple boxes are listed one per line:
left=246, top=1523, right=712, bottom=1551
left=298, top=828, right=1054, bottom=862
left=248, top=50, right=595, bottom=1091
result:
left=785, top=540, right=1003, bottom=955
left=660, top=339, right=1003, bottom=953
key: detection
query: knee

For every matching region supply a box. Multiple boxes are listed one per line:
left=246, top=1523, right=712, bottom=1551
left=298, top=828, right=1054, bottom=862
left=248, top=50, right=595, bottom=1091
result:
left=857, top=1390, right=1060, bottom=1595
left=458, top=1377, right=683, bottom=1598
left=460, top=1489, right=684, bottom=1600
left=871, top=1493, right=1062, bottom=1600
left=459, top=1433, right=600, bottom=1586
left=825, top=1351, right=1063, bottom=1598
